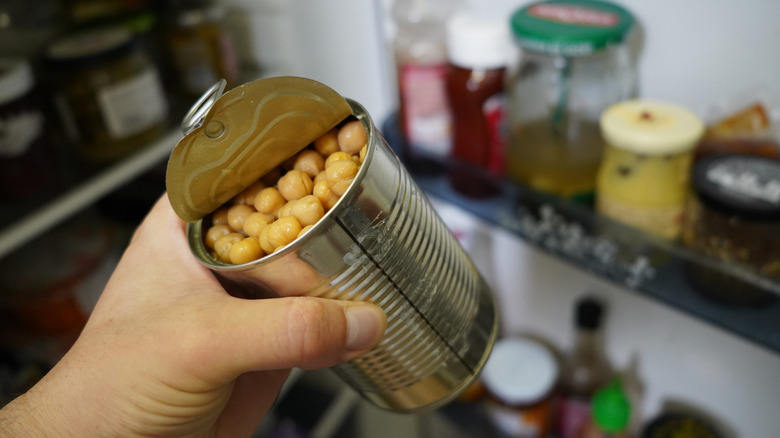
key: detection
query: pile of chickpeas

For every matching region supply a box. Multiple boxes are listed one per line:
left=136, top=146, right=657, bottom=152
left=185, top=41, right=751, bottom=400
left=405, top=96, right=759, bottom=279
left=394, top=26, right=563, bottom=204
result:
left=204, top=118, right=367, bottom=264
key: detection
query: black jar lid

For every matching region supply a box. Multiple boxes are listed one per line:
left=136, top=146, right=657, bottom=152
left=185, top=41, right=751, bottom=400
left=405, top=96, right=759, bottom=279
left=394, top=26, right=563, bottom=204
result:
left=692, top=154, right=780, bottom=221
left=44, top=26, right=140, bottom=70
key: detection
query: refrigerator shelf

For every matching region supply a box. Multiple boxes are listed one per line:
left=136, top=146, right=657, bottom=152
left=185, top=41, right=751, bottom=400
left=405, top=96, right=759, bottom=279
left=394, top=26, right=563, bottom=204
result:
left=382, top=116, right=780, bottom=355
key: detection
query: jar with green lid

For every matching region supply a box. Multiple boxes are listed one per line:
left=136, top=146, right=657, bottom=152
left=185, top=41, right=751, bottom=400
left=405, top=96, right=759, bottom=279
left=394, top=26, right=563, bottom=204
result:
left=507, top=0, right=635, bottom=203
left=45, top=26, right=169, bottom=164
left=596, top=100, right=704, bottom=240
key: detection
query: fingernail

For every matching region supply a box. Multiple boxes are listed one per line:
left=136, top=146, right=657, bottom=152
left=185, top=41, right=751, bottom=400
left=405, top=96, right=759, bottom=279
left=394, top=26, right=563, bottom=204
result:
left=345, top=305, right=386, bottom=351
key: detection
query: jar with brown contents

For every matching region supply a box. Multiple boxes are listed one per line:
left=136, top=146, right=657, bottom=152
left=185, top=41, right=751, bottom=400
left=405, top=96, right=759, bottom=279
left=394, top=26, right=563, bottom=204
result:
left=202, top=118, right=366, bottom=265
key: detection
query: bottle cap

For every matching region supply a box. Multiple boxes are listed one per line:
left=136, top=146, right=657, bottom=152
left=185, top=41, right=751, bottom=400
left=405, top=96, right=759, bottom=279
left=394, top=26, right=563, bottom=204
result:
left=481, top=337, right=558, bottom=405
left=510, top=0, right=633, bottom=56
left=592, top=378, right=631, bottom=433
left=446, top=12, right=512, bottom=69
left=576, top=296, right=603, bottom=330
left=600, top=99, right=705, bottom=155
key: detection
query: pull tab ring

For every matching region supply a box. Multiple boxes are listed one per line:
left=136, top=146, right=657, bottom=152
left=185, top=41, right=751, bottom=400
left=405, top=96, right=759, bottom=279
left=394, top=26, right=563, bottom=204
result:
left=181, top=79, right=227, bottom=136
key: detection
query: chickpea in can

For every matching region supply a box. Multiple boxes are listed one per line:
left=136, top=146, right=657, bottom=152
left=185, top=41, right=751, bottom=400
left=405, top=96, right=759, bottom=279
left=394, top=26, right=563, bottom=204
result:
left=202, top=118, right=367, bottom=264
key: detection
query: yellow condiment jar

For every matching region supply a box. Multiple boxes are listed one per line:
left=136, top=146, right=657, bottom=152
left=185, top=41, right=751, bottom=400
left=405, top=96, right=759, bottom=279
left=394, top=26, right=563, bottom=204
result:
left=596, top=100, right=704, bottom=239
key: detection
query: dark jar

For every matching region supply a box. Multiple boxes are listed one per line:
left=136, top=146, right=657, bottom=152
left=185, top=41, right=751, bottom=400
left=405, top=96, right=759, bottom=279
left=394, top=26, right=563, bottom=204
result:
left=445, top=11, right=512, bottom=198
left=682, top=154, right=780, bottom=305
left=0, top=58, right=58, bottom=202
left=44, top=26, right=169, bottom=165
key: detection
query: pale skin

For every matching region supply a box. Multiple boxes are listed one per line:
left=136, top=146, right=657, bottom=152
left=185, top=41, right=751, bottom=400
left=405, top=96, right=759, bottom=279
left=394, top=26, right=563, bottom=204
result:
left=0, top=194, right=387, bottom=437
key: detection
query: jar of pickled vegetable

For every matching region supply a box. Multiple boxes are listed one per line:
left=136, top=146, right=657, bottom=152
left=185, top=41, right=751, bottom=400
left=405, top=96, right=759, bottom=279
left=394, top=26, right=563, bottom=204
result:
left=44, top=26, right=169, bottom=164
left=506, top=0, right=635, bottom=203
left=596, top=100, right=704, bottom=240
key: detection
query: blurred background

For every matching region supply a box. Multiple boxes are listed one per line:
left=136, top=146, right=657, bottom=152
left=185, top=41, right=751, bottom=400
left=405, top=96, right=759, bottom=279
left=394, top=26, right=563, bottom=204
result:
left=1, top=0, right=779, bottom=437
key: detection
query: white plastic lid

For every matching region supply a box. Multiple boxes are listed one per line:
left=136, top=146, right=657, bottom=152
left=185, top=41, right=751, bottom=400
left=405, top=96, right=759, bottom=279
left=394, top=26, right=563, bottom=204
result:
left=446, top=12, right=513, bottom=69
left=0, top=58, right=34, bottom=105
left=600, top=99, right=705, bottom=155
left=481, top=337, right=558, bottom=405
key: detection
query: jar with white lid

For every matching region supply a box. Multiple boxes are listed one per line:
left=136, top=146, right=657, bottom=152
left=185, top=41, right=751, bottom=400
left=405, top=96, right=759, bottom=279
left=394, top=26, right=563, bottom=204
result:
left=480, top=337, right=559, bottom=438
left=506, top=0, right=635, bottom=203
left=596, top=99, right=705, bottom=240
left=44, top=26, right=169, bottom=165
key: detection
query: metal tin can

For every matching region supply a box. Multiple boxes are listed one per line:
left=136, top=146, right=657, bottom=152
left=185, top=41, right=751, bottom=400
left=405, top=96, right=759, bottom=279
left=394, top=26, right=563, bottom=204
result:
left=186, top=99, right=498, bottom=412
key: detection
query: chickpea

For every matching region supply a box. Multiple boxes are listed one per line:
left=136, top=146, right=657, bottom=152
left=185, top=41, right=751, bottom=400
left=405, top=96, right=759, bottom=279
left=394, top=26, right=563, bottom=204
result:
left=313, top=170, right=327, bottom=185
left=214, top=232, right=244, bottom=263
left=212, top=206, right=230, bottom=226
left=326, top=159, right=359, bottom=196
left=254, top=187, right=286, bottom=217
left=314, top=127, right=340, bottom=156
left=227, top=204, right=255, bottom=233
left=359, top=145, right=367, bottom=163
left=292, top=195, right=325, bottom=226
left=293, top=149, right=325, bottom=178
left=313, top=180, right=340, bottom=210
left=258, top=225, right=275, bottom=254
left=205, top=224, right=232, bottom=249
left=277, top=199, right=297, bottom=218
left=325, top=151, right=352, bottom=168
left=229, top=236, right=264, bottom=265
left=266, top=216, right=302, bottom=250
left=298, top=225, right=314, bottom=238
left=243, top=212, right=274, bottom=237
left=278, top=169, right=314, bottom=201
left=234, top=181, right=266, bottom=205
left=337, top=120, right=367, bottom=155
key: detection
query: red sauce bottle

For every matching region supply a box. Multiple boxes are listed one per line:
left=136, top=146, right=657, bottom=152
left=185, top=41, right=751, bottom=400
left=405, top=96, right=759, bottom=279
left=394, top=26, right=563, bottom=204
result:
left=445, top=12, right=512, bottom=198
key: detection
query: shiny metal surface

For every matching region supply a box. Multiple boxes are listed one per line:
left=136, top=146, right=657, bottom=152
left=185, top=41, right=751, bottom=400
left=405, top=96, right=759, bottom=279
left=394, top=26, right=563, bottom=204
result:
left=188, top=99, right=497, bottom=412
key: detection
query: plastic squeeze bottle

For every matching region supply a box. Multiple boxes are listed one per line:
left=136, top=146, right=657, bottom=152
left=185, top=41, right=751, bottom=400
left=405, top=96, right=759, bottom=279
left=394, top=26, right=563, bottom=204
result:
left=444, top=11, right=512, bottom=198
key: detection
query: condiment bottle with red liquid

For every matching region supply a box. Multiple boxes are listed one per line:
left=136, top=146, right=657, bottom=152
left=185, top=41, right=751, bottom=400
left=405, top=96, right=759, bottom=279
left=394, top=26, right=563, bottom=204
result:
left=445, top=11, right=512, bottom=198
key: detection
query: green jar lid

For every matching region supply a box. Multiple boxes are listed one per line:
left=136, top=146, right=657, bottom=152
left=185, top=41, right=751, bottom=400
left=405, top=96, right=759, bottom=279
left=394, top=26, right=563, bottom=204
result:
left=592, top=378, right=631, bottom=433
left=510, top=0, right=634, bottom=56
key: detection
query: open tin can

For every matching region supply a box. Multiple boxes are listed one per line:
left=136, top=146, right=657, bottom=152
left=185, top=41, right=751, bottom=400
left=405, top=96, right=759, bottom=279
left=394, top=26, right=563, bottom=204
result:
left=184, top=95, right=497, bottom=412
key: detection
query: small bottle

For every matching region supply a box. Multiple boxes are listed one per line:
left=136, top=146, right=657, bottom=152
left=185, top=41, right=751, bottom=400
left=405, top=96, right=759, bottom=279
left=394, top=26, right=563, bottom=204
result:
left=445, top=11, right=512, bottom=198
left=557, top=297, right=612, bottom=438
left=391, top=0, right=463, bottom=170
left=577, top=378, right=632, bottom=438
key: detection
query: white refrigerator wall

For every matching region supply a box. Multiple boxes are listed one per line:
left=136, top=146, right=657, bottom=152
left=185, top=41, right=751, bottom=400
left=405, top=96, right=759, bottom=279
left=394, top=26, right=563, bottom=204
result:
left=215, top=0, right=780, bottom=435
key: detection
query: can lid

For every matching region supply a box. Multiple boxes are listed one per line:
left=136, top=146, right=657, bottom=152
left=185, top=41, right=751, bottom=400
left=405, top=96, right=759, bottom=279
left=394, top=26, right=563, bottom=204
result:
left=600, top=99, right=705, bottom=155
left=0, top=58, right=34, bottom=104
left=510, top=0, right=633, bottom=56
left=481, top=337, right=558, bottom=405
left=45, top=26, right=138, bottom=69
left=446, top=12, right=513, bottom=69
left=692, top=154, right=780, bottom=221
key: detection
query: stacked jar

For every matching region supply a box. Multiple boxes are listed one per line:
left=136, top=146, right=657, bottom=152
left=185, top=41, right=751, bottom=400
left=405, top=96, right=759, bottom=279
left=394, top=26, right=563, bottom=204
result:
left=506, top=0, right=635, bottom=204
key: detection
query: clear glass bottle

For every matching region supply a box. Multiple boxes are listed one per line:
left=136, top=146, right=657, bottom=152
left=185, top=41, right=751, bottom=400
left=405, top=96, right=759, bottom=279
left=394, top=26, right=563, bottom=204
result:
left=557, top=297, right=612, bottom=438
left=391, top=0, right=463, bottom=168
left=506, top=0, right=635, bottom=203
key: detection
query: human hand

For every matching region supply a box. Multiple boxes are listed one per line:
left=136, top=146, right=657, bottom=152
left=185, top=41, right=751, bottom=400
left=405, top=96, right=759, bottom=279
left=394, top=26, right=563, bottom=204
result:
left=0, top=194, right=387, bottom=437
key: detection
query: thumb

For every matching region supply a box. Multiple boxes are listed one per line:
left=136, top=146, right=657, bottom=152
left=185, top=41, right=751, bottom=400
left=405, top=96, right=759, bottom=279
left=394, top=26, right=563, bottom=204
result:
left=209, top=297, right=387, bottom=379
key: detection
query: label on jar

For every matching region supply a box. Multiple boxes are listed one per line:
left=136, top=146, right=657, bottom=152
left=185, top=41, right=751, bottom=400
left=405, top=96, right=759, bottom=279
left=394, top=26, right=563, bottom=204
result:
left=484, top=93, right=507, bottom=174
left=0, top=109, right=43, bottom=157
left=398, top=63, right=452, bottom=157
left=597, top=194, right=683, bottom=239
left=557, top=395, right=591, bottom=438
left=486, top=400, right=549, bottom=438
left=98, top=67, right=168, bottom=140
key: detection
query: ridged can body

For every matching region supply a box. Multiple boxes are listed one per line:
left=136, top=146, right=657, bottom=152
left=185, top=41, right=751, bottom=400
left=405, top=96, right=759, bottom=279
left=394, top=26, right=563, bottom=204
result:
left=187, top=99, right=498, bottom=412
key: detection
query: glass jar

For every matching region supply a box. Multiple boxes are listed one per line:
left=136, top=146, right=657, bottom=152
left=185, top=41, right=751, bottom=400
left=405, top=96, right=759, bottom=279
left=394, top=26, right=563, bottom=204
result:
left=683, top=155, right=780, bottom=280
left=596, top=100, right=704, bottom=240
left=480, top=337, right=559, bottom=438
left=507, top=0, right=635, bottom=203
left=44, top=26, right=169, bottom=165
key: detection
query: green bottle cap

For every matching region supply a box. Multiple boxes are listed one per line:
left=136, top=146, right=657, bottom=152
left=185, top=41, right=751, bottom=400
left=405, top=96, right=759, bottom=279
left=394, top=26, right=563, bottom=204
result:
left=592, top=378, right=631, bottom=433
left=510, top=0, right=634, bottom=56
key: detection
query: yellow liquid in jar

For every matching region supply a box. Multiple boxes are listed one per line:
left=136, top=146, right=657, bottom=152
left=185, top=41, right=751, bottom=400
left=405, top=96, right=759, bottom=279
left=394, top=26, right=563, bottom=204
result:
left=507, top=118, right=604, bottom=200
